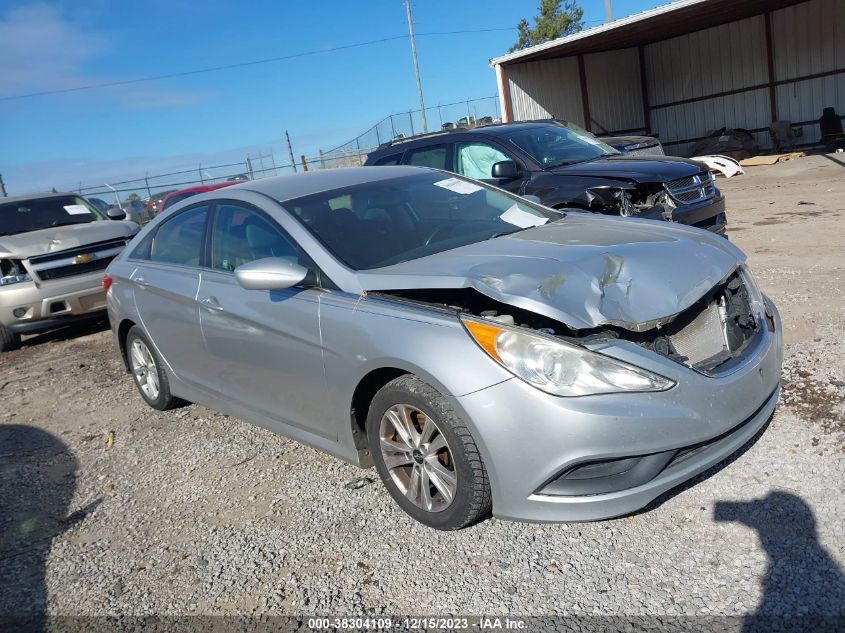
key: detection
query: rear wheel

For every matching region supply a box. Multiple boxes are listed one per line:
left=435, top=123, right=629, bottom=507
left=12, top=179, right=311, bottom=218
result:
left=0, top=323, right=21, bottom=353
left=125, top=326, right=187, bottom=410
left=366, top=375, right=492, bottom=530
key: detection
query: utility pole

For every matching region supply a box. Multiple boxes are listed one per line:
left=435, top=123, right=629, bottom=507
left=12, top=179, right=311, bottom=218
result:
left=405, top=0, right=428, bottom=133
left=604, top=0, right=613, bottom=22
left=285, top=130, right=297, bottom=173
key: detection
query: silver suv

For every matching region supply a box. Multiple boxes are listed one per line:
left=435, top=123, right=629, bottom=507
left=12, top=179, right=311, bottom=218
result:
left=0, top=192, right=140, bottom=352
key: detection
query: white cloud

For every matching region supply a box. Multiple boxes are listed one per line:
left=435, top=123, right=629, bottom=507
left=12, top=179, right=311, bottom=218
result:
left=0, top=3, right=213, bottom=109
left=0, top=3, right=103, bottom=97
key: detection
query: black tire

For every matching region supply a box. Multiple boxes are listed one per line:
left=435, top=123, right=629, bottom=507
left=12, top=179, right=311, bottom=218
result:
left=124, top=325, right=187, bottom=411
left=0, top=323, right=21, bottom=353
left=366, top=374, right=492, bottom=530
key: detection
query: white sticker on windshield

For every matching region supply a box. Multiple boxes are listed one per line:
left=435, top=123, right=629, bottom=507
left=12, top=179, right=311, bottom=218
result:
left=433, top=177, right=482, bottom=195
left=64, top=204, right=91, bottom=215
left=499, top=204, right=549, bottom=229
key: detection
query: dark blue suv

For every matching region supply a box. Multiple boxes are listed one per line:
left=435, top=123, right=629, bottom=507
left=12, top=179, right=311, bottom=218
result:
left=364, top=121, right=726, bottom=234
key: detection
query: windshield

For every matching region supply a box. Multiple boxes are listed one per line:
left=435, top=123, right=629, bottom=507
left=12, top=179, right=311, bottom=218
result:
left=0, top=196, right=104, bottom=237
left=282, top=172, right=562, bottom=270
left=506, top=122, right=619, bottom=168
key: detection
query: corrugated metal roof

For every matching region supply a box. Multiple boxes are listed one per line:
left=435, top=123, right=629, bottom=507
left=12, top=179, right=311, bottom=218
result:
left=491, top=0, right=810, bottom=67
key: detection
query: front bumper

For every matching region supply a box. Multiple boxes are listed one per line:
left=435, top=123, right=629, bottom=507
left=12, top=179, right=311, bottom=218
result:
left=641, top=195, right=727, bottom=235
left=452, top=298, right=783, bottom=523
left=0, top=271, right=108, bottom=334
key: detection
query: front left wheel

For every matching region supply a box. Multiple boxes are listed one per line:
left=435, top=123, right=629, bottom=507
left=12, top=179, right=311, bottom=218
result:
left=0, top=323, right=21, bottom=353
left=366, top=374, right=492, bottom=530
left=125, top=326, right=187, bottom=411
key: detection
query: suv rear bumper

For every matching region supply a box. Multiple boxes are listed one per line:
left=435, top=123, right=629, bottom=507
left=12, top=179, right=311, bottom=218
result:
left=0, top=272, right=108, bottom=334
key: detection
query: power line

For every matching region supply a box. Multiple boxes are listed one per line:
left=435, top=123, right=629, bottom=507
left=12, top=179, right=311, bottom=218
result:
left=0, top=28, right=516, bottom=102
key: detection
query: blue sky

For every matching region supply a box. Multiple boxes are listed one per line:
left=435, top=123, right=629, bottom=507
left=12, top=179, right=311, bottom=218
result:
left=0, top=0, right=666, bottom=196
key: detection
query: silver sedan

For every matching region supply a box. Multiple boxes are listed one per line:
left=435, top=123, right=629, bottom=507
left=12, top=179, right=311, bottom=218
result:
left=105, top=166, right=782, bottom=529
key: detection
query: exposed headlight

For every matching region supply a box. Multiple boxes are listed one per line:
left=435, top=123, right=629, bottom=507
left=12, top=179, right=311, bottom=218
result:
left=0, top=273, right=32, bottom=286
left=1, top=259, right=32, bottom=286
left=463, top=319, right=674, bottom=397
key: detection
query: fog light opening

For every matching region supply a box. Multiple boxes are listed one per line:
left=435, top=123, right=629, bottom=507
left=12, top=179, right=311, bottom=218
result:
left=12, top=307, right=27, bottom=318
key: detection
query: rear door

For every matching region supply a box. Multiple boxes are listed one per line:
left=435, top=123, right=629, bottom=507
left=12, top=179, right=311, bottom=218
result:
left=196, top=200, right=332, bottom=438
left=129, top=204, right=209, bottom=387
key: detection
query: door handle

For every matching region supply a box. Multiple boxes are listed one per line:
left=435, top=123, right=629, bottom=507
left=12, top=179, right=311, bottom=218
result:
left=199, top=296, right=223, bottom=311
left=133, top=276, right=150, bottom=288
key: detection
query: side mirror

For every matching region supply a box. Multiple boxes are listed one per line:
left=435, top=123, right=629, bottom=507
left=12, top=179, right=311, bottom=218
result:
left=491, top=160, right=521, bottom=180
left=234, top=257, right=309, bottom=291
left=106, top=207, right=126, bottom=220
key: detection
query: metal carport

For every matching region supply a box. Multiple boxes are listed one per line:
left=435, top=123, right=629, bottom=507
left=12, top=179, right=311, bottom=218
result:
left=490, top=0, right=844, bottom=155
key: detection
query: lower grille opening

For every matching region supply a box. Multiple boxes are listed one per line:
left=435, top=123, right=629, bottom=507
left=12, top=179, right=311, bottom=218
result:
left=537, top=390, right=775, bottom=498
left=49, top=301, right=67, bottom=314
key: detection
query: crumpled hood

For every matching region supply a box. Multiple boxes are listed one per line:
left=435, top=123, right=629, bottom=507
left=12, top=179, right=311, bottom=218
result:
left=551, top=155, right=706, bottom=184
left=358, top=214, right=744, bottom=331
left=0, top=221, right=139, bottom=259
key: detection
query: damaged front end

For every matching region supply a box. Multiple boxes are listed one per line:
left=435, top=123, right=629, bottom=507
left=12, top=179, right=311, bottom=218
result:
left=374, top=266, right=765, bottom=378
left=582, top=182, right=677, bottom=220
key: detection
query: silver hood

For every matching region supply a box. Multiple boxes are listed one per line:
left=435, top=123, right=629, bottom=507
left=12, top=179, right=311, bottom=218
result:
left=0, top=221, right=139, bottom=259
left=358, top=214, right=744, bottom=331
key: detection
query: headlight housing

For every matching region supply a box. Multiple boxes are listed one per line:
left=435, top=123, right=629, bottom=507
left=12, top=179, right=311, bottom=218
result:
left=463, top=319, right=674, bottom=397
left=0, top=259, right=32, bottom=286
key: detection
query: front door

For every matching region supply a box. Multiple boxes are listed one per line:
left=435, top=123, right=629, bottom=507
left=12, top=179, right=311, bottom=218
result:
left=196, top=201, right=332, bottom=438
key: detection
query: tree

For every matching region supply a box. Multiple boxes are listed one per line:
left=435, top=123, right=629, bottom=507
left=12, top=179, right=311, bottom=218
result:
left=509, top=0, right=584, bottom=52
left=125, top=193, right=140, bottom=202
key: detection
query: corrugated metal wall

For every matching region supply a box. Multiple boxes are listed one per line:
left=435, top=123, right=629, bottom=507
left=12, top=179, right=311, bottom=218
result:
left=644, top=14, right=771, bottom=155
left=771, top=0, right=845, bottom=144
left=585, top=48, right=643, bottom=134
left=506, top=57, right=584, bottom=125
left=502, top=0, right=842, bottom=156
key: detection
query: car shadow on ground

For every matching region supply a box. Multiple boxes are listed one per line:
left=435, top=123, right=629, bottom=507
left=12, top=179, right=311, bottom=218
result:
left=715, top=492, right=845, bottom=631
left=20, top=316, right=110, bottom=349
left=0, top=425, right=99, bottom=630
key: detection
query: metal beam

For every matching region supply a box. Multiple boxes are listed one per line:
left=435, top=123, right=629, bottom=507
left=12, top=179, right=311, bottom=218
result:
left=577, top=55, right=592, bottom=132
left=764, top=11, right=778, bottom=123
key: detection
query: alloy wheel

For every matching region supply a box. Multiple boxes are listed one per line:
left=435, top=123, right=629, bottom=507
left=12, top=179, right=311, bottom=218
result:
left=129, top=338, right=160, bottom=400
left=378, top=404, right=457, bottom=512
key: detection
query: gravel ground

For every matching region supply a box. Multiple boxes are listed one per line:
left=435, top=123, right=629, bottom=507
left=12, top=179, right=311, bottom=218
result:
left=1, top=155, right=843, bottom=622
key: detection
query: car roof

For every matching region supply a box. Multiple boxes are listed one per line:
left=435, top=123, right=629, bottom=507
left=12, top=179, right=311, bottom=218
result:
left=0, top=192, right=82, bottom=205
left=369, top=121, right=561, bottom=156
left=235, top=166, right=430, bottom=202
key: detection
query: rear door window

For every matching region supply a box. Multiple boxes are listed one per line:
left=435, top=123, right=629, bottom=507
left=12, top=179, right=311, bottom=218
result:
left=146, top=205, right=209, bottom=266
left=405, top=145, right=449, bottom=170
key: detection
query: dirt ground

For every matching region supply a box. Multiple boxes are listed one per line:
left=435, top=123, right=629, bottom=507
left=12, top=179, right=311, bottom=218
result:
left=0, top=154, right=843, bottom=619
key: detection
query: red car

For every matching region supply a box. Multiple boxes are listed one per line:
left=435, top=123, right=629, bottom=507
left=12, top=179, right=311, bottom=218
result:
left=157, top=182, right=240, bottom=215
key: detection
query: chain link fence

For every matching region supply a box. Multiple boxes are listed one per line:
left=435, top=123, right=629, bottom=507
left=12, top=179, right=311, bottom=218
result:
left=317, top=95, right=500, bottom=169
left=67, top=96, right=501, bottom=202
